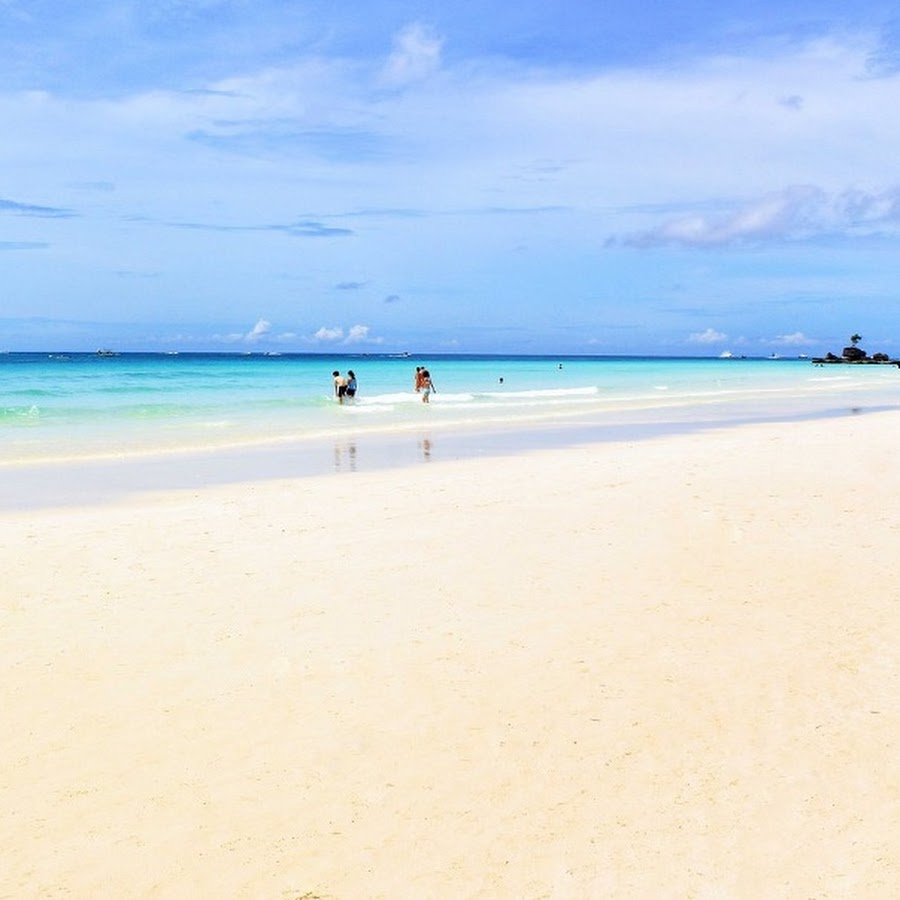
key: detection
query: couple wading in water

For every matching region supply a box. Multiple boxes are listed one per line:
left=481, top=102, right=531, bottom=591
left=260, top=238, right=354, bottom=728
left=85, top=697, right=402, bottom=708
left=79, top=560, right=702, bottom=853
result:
left=332, top=370, right=357, bottom=404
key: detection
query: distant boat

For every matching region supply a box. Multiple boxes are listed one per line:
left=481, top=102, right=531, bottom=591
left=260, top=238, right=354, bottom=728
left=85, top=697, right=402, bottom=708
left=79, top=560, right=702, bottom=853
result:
left=96, top=349, right=119, bottom=357
left=719, top=351, right=734, bottom=358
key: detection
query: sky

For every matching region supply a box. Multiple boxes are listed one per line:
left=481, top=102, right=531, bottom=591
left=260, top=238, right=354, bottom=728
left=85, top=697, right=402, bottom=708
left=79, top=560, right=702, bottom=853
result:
left=3, top=0, right=900, bottom=355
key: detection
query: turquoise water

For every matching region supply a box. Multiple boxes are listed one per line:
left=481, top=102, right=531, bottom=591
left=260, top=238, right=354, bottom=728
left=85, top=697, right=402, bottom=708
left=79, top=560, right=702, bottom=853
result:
left=2, top=351, right=899, bottom=467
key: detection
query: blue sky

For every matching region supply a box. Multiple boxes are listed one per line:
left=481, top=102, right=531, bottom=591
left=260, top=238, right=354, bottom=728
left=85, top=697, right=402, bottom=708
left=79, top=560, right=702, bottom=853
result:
left=3, top=0, right=900, bottom=355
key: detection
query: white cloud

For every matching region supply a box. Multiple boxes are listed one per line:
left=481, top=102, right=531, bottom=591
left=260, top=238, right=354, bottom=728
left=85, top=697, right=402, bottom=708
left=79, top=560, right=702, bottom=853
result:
left=345, top=323, right=374, bottom=343
left=773, top=331, right=815, bottom=346
left=380, top=23, right=443, bottom=87
left=688, top=328, right=728, bottom=344
left=245, top=318, right=271, bottom=341
left=311, top=323, right=381, bottom=344
left=314, top=326, right=344, bottom=341
left=621, top=183, right=900, bottom=248
left=623, top=186, right=825, bottom=247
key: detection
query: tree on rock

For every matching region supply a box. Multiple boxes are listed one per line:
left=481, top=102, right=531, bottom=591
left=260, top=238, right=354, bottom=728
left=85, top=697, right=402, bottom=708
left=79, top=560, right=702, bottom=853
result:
left=843, top=333, right=866, bottom=360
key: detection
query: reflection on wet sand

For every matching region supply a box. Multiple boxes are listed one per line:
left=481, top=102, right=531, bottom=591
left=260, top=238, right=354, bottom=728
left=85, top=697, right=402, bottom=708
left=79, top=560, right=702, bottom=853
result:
left=333, top=441, right=357, bottom=471
left=333, top=436, right=432, bottom=473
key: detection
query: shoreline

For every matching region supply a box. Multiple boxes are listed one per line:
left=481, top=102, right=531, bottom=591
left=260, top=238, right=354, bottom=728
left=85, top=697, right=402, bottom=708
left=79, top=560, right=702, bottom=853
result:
left=2, top=400, right=898, bottom=511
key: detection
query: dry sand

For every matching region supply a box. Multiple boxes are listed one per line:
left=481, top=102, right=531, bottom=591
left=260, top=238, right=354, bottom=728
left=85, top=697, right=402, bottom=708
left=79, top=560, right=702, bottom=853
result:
left=2, top=413, right=899, bottom=898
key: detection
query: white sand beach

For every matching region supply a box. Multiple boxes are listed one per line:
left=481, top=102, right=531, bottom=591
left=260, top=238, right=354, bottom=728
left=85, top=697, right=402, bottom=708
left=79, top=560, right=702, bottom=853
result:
left=2, top=413, right=900, bottom=898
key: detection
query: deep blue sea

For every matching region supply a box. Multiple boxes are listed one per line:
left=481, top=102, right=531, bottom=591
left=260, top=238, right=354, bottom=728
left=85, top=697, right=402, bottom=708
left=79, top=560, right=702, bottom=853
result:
left=2, top=351, right=898, bottom=468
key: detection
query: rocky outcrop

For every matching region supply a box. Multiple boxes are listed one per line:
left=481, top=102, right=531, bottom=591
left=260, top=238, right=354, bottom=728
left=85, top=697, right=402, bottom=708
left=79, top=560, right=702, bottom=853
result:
left=813, top=349, right=900, bottom=365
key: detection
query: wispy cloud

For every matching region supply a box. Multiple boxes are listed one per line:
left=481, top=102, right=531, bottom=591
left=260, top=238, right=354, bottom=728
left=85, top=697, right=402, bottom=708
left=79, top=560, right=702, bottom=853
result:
left=380, top=23, right=443, bottom=87
left=688, top=328, right=728, bottom=344
left=778, top=94, right=804, bottom=111
left=0, top=241, right=48, bottom=250
left=245, top=318, right=271, bottom=342
left=0, top=198, right=76, bottom=217
left=212, top=318, right=278, bottom=345
left=772, top=331, right=816, bottom=346
left=186, top=123, right=388, bottom=162
left=345, top=324, right=376, bottom=343
left=866, top=19, right=900, bottom=75
left=341, top=208, right=427, bottom=219
left=168, top=219, right=353, bottom=237
left=483, top=205, right=569, bottom=216
left=311, top=323, right=382, bottom=345
left=283, top=221, right=353, bottom=237
left=314, top=326, right=344, bottom=342
left=619, top=185, right=900, bottom=248
left=114, top=269, right=160, bottom=278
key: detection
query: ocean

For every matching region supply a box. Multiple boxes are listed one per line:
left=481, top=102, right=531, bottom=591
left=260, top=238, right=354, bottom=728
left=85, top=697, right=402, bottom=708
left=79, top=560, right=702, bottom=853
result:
left=1, top=351, right=899, bottom=504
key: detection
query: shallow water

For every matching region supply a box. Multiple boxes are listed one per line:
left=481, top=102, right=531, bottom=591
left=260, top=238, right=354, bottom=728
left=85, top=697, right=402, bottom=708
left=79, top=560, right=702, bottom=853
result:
left=3, top=352, right=898, bottom=466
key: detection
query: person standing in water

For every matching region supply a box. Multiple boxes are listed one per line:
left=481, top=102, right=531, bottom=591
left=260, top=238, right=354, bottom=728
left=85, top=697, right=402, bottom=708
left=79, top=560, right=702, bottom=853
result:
left=346, top=370, right=357, bottom=400
left=420, top=369, right=433, bottom=403
left=332, top=370, right=347, bottom=403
